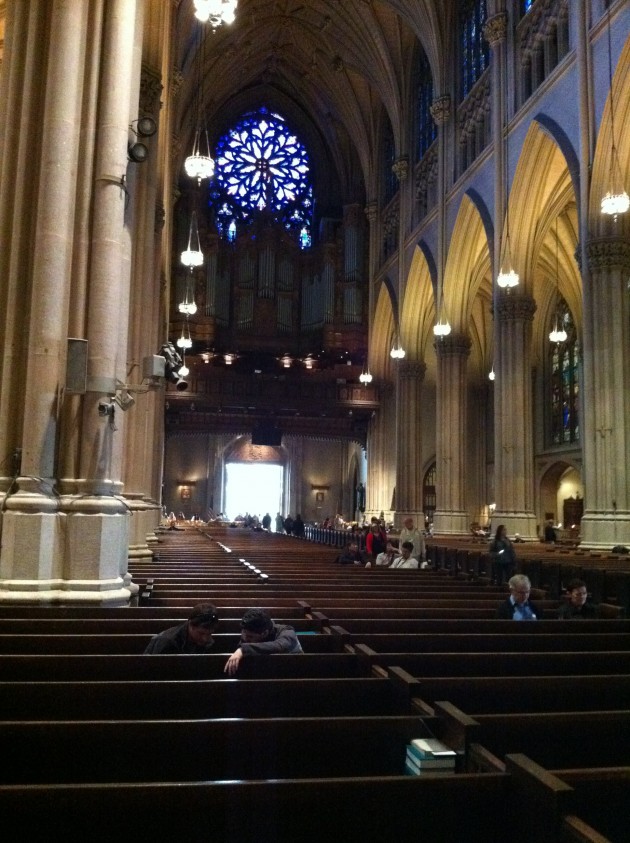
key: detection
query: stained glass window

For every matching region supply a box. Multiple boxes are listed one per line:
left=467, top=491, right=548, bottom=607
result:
left=382, top=119, right=397, bottom=205
left=521, top=0, right=534, bottom=15
left=210, top=107, right=313, bottom=248
left=414, top=49, right=436, bottom=160
left=550, top=298, right=580, bottom=445
left=460, top=0, right=489, bottom=99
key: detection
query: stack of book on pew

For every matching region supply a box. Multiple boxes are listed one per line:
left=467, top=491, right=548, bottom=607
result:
left=405, top=738, right=456, bottom=776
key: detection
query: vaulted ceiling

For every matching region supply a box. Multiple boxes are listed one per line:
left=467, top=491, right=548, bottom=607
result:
left=174, top=0, right=452, bottom=204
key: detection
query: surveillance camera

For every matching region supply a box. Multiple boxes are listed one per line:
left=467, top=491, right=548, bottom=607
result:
left=98, top=399, right=115, bottom=417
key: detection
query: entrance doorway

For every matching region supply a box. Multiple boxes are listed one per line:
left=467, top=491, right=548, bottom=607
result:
left=224, top=462, right=284, bottom=525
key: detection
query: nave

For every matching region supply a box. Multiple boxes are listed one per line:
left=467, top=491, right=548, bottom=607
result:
left=0, top=527, right=629, bottom=842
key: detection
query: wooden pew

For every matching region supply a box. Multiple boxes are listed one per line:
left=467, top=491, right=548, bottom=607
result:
left=0, top=652, right=364, bottom=681
left=0, top=715, right=444, bottom=783
left=338, top=631, right=630, bottom=652
left=0, top=774, right=509, bottom=843
left=0, top=676, right=413, bottom=720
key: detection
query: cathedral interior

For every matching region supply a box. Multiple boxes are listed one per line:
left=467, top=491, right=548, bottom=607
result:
left=0, top=0, right=629, bottom=602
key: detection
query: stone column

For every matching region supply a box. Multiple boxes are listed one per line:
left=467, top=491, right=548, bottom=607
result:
left=124, top=64, right=163, bottom=561
left=432, top=334, right=471, bottom=535
left=580, top=238, right=630, bottom=548
left=394, top=360, right=426, bottom=526
left=492, top=292, right=538, bottom=539
left=366, top=382, right=395, bottom=520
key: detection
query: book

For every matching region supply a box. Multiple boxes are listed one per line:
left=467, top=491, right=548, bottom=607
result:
left=406, top=747, right=456, bottom=770
left=408, top=738, right=457, bottom=760
left=405, top=756, right=455, bottom=776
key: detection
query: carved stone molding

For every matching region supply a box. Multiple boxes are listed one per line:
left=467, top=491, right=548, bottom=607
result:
left=430, top=95, right=451, bottom=126
left=155, top=201, right=165, bottom=234
left=140, top=65, right=162, bottom=114
left=170, top=68, right=184, bottom=99
left=364, top=202, right=377, bottom=224
left=483, top=12, right=507, bottom=47
left=586, top=237, right=630, bottom=274
left=496, top=292, right=537, bottom=323
left=392, top=157, right=409, bottom=183
left=398, top=361, right=426, bottom=381
left=433, top=333, right=472, bottom=357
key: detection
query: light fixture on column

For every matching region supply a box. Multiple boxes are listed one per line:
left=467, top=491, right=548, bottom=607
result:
left=497, top=81, right=519, bottom=289
left=433, top=292, right=452, bottom=338
left=390, top=332, right=405, bottom=359
left=548, top=216, right=567, bottom=344
left=224, top=352, right=235, bottom=365
left=193, top=0, right=238, bottom=28
left=600, top=6, right=629, bottom=218
left=488, top=364, right=495, bottom=381
left=181, top=211, right=204, bottom=268
left=184, top=26, right=215, bottom=184
left=176, top=319, right=193, bottom=350
left=304, top=354, right=314, bottom=370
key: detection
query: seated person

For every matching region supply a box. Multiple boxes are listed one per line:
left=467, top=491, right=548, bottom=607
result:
left=335, top=541, right=367, bottom=566
left=389, top=541, right=419, bottom=569
left=496, top=575, right=543, bottom=620
left=224, top=608, right=303, bottom=675
left=370, top=540, right=401, bottom=567
left=558, top=578, right=601, bottom=619
left=543, top=519, right=556, bottom=543
left=144, top=603, right=219, bottom=653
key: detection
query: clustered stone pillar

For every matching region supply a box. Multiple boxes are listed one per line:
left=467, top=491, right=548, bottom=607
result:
left=394, top=360, right=426, bottom=526
left=432, top=334, right=471, bottom=535
left=492, top=292, right=538, bottom=539
left=580, top=237, right=630, bottom=549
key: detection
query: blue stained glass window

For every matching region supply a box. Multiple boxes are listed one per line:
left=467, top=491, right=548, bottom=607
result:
left=460, top=0, right=489, bottom=99
left=414, top=49, right=436, bottom=160
left=521, top=0, right=534, bottom=15
left=550, top=298, right=580, bottom=445
left=210, top=107, right=313, bottom=248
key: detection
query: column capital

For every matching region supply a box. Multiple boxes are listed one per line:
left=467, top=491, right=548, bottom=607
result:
left=496, top=292, right=537, bottom=323
left=483, top=12, right=508, bottom=47
left=586, top=237, right=630, bottom=274
left=433, top=333, right=472, bottom=357
left=430, top=95, right=451, bottom=125
left=392, top=157, right=409, bottom=183
left=398, top=360, right=426, bottom=380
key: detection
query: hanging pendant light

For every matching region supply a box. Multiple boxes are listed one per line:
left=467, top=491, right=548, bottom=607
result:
left=184, top=128, right=215, bottom=185
left=497, top=72, right=519, bottom=289
left=359, top=360, right=373, bottom=384
left=548, top=217, right=567, bottom=344
left=179, top=269, right=198, bottom=316
left=390, top=334, right=405, bottom=359
left=176, top=319, right=193, bottom=350
left=193, top=0, right=238, bottom=28
left=601, top=5, right=629, bottom=218
left=488, top=365, right=495, bottom=381
left=181, top=211, right=203, bottom=268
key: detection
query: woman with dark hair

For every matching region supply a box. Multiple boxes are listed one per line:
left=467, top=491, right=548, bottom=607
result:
left=490, top=524, right=516, bottom=585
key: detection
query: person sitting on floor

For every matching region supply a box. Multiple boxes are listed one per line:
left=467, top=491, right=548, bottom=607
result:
left=143, top=603, right=219, bottom=654
left=496, top=574, right=543, bottom=620
left=224, top=608, right=303, bottom=675
left=389, top=541, right=419, bottom=569
left=558, top=578, right=601, bottom=619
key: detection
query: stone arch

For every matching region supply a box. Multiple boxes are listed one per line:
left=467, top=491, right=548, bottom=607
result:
left=538, top=458, right=583, bottom=532
left=443, top=193, right=492, bottom=380
left=370, top=282, right=397, bottom=380
left=400, top=244, right=436, bottom=361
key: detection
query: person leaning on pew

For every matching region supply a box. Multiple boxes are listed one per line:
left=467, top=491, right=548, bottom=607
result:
left=224, top=608, right=303, bottom=675
left=496, top=575, right=543, bottom=620
left=558, top=578, right=601, bottom=619
left=143, top=603, right=219, bottom=654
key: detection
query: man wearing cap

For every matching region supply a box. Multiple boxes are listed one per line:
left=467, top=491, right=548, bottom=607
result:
left=143, top=603, right=219, bottom=654
left=224, top=608, right=303, bottom=675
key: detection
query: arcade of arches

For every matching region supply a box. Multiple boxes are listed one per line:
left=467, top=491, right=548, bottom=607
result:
left=0, top=1, right=629, bottom=603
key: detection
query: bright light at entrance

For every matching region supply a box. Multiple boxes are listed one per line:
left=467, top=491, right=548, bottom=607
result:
left=225, top=462, right=283, bottom=526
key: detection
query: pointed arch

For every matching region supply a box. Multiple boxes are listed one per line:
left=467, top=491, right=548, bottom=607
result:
left=370, top=283, right=397, bottom=380
left=400, top=244, right=436, bottom=361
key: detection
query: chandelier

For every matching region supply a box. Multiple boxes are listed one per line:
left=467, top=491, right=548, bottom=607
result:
left=181, top=211, right=203, bottom=268
left=179, top=269, right=198, bottom=316
left=601, top=5, right=629, bottom=219
left=193, top=0, right=237, bottom=29
left=184, top=23, right=215, bottom=184
left=497, top=71, right=519, bottom=289
left=390, top=338, right=405, bottom=359
left=359, top=360, right=373, bottom=384
left=176, top=320, right=193, bottom=350
left=488, top=364, right=495, bottom=381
